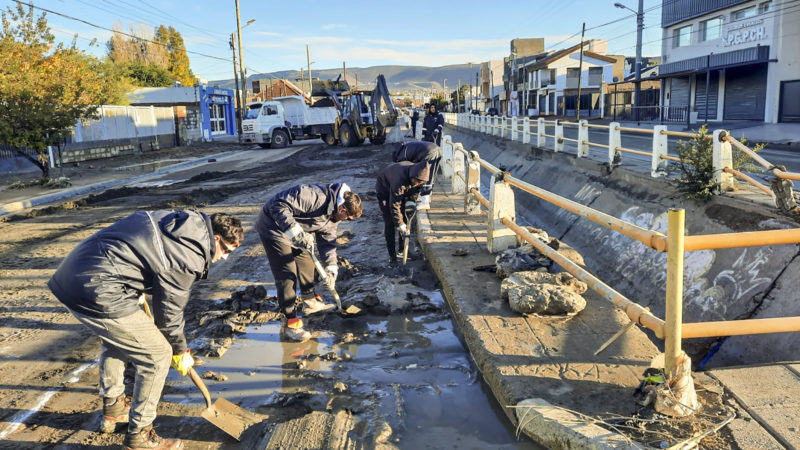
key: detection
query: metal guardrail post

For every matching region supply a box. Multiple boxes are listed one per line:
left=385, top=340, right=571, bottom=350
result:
left=465, top=151, right=482, bottom=216
left=537, top=118, right=545, bottom=147
left=665, top=208, right=685, bottom=375
left=441, top=136, right=454, bottom=179
left=651, top=125, right=668, bottom=177
left=452, top=144, right=466, bottom=195
left=608, top=121, right=621, bottom=165
left=713, top=130, right=734, bottom=191
left=522, top=117, right=531, bottom=144
left=511, top=116, right=519, bottom=141
left=488, top=171, right=517, bottom=253
left=554, top=120, right=564, bottom=152
left=577, top=120, right=589, bottom=157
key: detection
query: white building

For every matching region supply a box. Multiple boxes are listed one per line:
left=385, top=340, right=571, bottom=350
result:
left=659, top=0, right=800, bottom=123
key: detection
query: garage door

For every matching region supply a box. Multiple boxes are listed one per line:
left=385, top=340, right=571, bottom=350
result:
left=695, top=71, right=719, bottom=120
left=780, top=80, right=800, bottom=122
left=724, top=64, right=767, bottom=120
left=669, top=77, right=690, bottom=107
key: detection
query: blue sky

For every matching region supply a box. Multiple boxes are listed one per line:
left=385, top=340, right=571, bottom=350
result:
left=5, top=0, right=665, bottom=80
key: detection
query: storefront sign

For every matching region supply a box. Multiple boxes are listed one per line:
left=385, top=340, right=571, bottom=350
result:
left=723, top=19, right=767, bottom=47
left=209, top=95, right=229, bottom=104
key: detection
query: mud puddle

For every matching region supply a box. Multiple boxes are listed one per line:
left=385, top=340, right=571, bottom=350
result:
left=164, top=271, right=538, bottom=449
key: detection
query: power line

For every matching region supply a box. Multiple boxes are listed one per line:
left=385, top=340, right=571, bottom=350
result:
left=9, top=0, right=231, bottom=62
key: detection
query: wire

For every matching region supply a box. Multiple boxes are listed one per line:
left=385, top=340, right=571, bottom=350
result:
left=9, top=0, right=232, bottom=62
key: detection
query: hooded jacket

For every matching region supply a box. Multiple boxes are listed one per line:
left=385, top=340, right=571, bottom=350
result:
left=48, top=210, right=214, bottom=353
left=255, top=183, right=349, bottom=266
left=392, top=140, right=441, bottom=163
left=375, top=160, right=430, bottom=226
left=422, top=111, right=444, bottom=141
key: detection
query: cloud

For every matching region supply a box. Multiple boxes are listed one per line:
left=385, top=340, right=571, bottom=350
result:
left=321, top=24, right=347, bottom=30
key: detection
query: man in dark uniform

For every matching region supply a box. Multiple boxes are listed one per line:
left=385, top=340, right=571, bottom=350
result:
left=256, top=183, right=362, bottom=342
left=376, top=160, right=430, bottom=266
left=392, top=140, right=441, bottom=210
left=422, top=103, right=444, bottom=146
left=410, top=108, right=420, bottom=138
left=48, top=210, right=244, bottom=450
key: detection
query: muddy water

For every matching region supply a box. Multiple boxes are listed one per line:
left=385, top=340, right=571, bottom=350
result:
left=163, top=273, right=541, bottom=449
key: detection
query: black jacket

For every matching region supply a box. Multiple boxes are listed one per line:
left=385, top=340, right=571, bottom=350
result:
left=376, top=161, right=430, bottom=226
left=48, top=210, right=214, bottom=353
left=422, top=112, right=444, bottom=141
left=392, top=140, right=441, bottom=163
left=411, top=110, right=419, bottom=122
left=256, top=183, right=348, bottom=266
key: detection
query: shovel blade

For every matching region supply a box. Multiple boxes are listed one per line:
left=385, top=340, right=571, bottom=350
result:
left=200, top=397, right=260, bottom=441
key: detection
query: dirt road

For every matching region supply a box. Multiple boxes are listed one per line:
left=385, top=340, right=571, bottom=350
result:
left=0, top=142, right=535, bottom=449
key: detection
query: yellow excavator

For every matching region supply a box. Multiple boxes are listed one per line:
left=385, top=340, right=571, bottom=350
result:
left=325, top=74, right=398, bottom=146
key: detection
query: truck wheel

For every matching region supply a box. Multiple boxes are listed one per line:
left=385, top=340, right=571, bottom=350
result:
left=322, top=133, right=337, bottom=146
left=339, top=123, right=355, bottom=147
left=271, top=130, right=289, bottom=148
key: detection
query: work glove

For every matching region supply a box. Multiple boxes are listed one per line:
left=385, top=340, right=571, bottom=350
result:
left=286, top=223, right=313, bottom=251
left=433, top=129, right=440, bottom=140
left=325, top=265, right=338, bottom=283
left=171, top=349, right=194, bottom=376
left=398, top=223, right=409, bottom=237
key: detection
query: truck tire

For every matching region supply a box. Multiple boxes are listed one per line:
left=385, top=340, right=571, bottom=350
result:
left=339, top=123, right=356, bottom=147
left=322, top=133, right=337, bottom=146
left=271, top=130, right=289, bottom=148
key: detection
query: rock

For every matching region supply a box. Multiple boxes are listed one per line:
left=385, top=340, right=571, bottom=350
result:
left=337, top=256, right=360, bottom=281
left=362, top=294, right=379, bottom=307
left=213, top=373, right=229, bottom=382
left=452, top=248, right=469, bottom=256
left=254, top=285, right=267, bottom=299
left=374, top=420, right=392, bottom=444
left=495, top=243, right=552, bottom=279
left=253, top=311, right=280, bottom=323
left=501, top=271, right=587, bottom=315
left=333, top=382, right=348, bottom=393
left=336, top=230, right=356, bottom=246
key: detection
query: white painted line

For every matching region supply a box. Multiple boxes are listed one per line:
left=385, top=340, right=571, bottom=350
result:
left=0, top=361, right=96, bottom=440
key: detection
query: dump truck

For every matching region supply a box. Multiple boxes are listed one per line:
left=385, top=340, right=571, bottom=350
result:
left=241, top=96, right=338, bottom=148
left=327, top=74, right=398, bottom=146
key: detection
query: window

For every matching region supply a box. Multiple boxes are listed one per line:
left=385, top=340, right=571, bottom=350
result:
left=566, top=68, right=579, bottom=88
left=759, top=1, right=772, bottom=13
left=549, top=69, right=556, bottom=84
left=673, top=25, right=692, bottom=47
left=732, top=5, right=756, bottom=20
left=701, top=17, right=722, bottom=41
left=588, top=67, right=603, bottom=85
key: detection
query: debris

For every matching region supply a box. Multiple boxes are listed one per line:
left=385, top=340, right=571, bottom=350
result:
left=452, top=248, right=469, bottom=256
left=501, top=271, right=587, bottom=315
left=201, top=370, right=229, bottom=382
left=374, top=420, right=393, bottom=443
left=336, top=230, right=356, bottom=246
left=496, top=243, right=552, bottom=279
left=333, top=382, right=348, bottom=393
left=654, top=352, right=698, bottom=417
left=344, top=304, right=362, bottom=315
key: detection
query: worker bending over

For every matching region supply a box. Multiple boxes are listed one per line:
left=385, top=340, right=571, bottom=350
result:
left=392, top=140, right=441, bottom=210
left=376, top=160, right=430, bottom=266
left=48, top=210, right=243, bottom=450
left=256, top=183, right=362, bottom=342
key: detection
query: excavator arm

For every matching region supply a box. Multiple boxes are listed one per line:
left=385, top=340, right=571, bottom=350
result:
left=369, top=74, right=398, bottom=131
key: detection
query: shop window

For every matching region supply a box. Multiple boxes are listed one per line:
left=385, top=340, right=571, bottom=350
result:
left=701, top=17, right=722, bottom=41
left=673, top=25, right=692, bottom=47
left=759, top=1, right=772, bottom=13
left=732, top=5, right=756, bottom=20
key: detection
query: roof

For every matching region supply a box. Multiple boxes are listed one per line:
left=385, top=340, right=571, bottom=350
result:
left=584, top=51, right=617, bottom=63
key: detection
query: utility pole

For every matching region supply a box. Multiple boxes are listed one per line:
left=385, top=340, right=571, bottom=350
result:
left=343, top=61, right=347, bottom=85
left=355, top=72, right=358, bottom=90
left=234, top=0, right=246, bottom=108
left=229, top=33, right=243, bottom=140
left=635, top=0, right=643, bottom=123
left=475, top=72, right=479, bottom=112
left=457, top=80, right=461, bottom=112
left=576, top=22, right=586, bottom=121
left=306, top=44, right=312, bottom=99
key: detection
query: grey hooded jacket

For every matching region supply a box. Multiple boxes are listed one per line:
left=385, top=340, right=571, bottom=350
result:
left=392, top=140, right=440, bottom=163
left=48, top=210, right=214, bottom=353
left=255, top=183, right=349, bottom=267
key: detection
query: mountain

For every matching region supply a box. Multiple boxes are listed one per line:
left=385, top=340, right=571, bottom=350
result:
left=209, top=64, right=484, bottom=93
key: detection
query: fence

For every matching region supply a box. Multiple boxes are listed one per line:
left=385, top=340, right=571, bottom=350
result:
left=436, top=132, right=800, bottom=414
left=443, top=112, right=799, bottom=212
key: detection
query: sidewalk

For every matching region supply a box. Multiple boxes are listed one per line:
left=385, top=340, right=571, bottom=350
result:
left=416, top=184, right=794, bottom=448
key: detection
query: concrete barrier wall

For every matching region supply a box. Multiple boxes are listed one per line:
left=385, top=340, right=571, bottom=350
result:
left=445, top=125, right=800, bottom=366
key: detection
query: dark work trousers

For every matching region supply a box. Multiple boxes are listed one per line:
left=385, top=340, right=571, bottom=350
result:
left=411, top=119, right=417, bottom=137
left=258, top=227, right=315, bottom=319
left=378, top=196, right=410, bottom=262
left=421, top=157, right=441, bottom=197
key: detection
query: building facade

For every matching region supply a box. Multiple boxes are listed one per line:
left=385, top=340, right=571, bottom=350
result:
left=659, top=0, right=800, bottom=123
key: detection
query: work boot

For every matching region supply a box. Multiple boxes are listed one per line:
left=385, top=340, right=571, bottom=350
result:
left=99, top=393, right=131, bottom=434
left=301, top=293, right=335, bottom=316
left=280, top=317, right=311, bottom=342
left=123, top=425, right=182, bottom=449
left=416, top=194, right=431, bottom=211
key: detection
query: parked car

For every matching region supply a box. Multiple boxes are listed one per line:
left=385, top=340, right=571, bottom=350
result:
left=487, top=108, right=499, bottom=116
left=470, top=109, right=481, bottom=115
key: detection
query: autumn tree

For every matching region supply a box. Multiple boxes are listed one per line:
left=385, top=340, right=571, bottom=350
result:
left=154, top=25, right=194, bottom=87
left=0, top=4, right=128, bottom=177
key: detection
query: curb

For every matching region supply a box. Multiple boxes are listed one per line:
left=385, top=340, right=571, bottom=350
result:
left=414, top=204, right=641, bottom=449
left=0, top=150, right=240, bottom=218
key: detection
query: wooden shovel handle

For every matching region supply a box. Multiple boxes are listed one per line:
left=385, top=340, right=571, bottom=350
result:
left=188, top=367, right=213, bottom=409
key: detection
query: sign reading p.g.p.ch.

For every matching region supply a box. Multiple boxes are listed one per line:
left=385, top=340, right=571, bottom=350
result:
left=723, top=19, right=768, bottom=47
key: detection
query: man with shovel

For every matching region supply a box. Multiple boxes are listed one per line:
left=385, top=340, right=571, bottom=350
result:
left=392, top=140, right=441, bottom=211
left=376, top=160, right=430, bottom=267
left=256, top=183, right=363, bottom=342
left=48, top=210, right=243, bottom=450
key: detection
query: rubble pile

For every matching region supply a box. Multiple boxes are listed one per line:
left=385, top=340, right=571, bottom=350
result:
left=501, top=271, right=588, bottom=315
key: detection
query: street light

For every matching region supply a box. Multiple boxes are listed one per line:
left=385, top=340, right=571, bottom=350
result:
left=615, top=0, right=643, bottom=122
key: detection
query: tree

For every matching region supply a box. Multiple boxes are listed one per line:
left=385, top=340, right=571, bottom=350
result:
left=154, top=25, right=194, bottom=87
left=429, top=96, right=448, bottom=113
left=0, top=4, right=128, bottom=177
left=449, top=85, right=470, bottom=112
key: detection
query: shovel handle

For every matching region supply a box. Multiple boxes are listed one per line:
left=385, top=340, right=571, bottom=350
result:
left=307, top=248, right=343, bottom=311
left=188, top=367, right=213, bottom=409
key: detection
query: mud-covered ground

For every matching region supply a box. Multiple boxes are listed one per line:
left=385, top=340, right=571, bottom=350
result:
left=0, top=141, right=536, bottom=448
